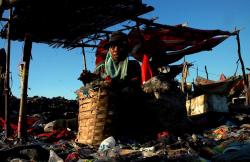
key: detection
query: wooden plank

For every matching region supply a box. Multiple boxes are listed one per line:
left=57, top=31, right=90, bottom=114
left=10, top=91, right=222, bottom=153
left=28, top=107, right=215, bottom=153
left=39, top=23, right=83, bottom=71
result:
left=18, top=33, right=32, bottom=139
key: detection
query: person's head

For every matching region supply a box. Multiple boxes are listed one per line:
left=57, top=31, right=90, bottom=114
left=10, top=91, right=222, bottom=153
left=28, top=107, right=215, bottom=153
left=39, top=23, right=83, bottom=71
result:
left=108, top=31, right=129, bottom=62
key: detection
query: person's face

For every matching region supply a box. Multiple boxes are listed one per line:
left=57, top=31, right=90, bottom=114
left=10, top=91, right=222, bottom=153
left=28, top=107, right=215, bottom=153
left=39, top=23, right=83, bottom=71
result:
left=109, top=41, right=128, bottom=62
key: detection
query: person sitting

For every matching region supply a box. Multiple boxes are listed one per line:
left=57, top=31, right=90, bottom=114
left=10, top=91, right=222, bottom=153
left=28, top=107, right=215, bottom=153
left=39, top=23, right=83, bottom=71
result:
left=102, top=31, right=141, bottom=88
left=79, top=31, right=141, bottom=89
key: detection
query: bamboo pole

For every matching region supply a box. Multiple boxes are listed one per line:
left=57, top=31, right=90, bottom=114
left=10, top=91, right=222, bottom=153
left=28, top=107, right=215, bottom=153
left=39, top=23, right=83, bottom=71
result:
left=236, top=32, right=249, bottom=105
left=18, top=34, right=32, bottom=139
left=4, top=7, right=12, bottom=138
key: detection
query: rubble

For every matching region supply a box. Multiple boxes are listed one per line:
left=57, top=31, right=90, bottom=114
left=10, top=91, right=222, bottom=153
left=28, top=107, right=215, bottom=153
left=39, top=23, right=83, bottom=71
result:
left=0, top=88, right=250, bottom=162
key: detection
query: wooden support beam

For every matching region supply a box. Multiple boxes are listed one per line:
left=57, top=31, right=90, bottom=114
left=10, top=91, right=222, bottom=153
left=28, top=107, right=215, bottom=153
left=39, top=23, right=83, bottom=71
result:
left=236, top=32, right=249, bottom=105
left=81, top=44, right=87, bottom=72
left=0, top=49, right=6, bottom=117
left=247, top=74, right=250, bottom=106
left=205, top=65, right=208, bottom=80
left=4, top=7, right=12, bottom=138
left=181, top=62, right=188, bottom=93
left=18, top=33, right=32, bottom=140
left=196, top=66, right=198, bottom=78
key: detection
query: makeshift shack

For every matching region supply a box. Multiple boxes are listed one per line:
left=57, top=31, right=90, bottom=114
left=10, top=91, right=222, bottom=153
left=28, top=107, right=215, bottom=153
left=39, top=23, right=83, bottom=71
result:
left=0, top=0, right=154, bottom=139
left=0, top=1, right=250, bottom=162
left=0, top=0, right=249, bottom=148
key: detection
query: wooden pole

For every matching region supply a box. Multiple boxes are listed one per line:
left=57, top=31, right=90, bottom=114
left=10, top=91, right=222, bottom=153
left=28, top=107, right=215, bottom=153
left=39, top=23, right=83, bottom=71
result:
left=0, top=49, right=6, bottom=116
left=205, top=66, right=208, bottom=79
left=81, top=46, right=87, bottom=71
left=236, top=32, right=249, bottom=105
left=196, top=66, right=198, bottom=78
left=181, top=62, right=188, bottom=93
left=247, top=74, right=250, bottom=106
left=18, top=34, right=32, bottom=139
left=4, top=8, right=12, bottom=138
left=81, top=46, right=87, bottom=86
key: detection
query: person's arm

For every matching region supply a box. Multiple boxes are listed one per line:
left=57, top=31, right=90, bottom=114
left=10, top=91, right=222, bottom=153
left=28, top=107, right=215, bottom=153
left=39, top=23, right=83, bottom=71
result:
left=127, top=60, right=141, bottom=85
left=78, top=70, right=99, bottom=85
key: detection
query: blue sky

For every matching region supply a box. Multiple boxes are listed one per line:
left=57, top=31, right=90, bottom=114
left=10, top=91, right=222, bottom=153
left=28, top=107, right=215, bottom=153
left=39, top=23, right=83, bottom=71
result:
left=1, top=0, right=249, bottom=99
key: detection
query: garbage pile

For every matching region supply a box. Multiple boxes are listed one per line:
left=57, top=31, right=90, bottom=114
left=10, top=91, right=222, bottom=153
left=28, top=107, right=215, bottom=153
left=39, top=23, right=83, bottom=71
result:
left=10, top=96, right=78, bottom=115
left=0, top=96, right=250, bottom=161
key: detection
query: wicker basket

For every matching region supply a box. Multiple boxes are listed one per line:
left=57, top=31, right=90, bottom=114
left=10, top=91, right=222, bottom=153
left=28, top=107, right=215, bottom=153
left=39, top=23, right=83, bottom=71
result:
left=75, top=87, right=115, bottom=146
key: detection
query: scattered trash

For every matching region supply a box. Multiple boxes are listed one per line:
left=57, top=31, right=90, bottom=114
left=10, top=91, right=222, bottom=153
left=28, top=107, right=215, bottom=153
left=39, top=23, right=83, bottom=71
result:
left=48, top=150, right=63, bottom=162
left=1, top=89, right=250, bottom=162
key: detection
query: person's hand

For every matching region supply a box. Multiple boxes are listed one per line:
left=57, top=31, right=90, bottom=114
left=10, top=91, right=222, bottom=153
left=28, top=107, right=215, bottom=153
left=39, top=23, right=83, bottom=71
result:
left=78, top=70, right=98, bottom=84
left=104, top=76, right=112, bottom=85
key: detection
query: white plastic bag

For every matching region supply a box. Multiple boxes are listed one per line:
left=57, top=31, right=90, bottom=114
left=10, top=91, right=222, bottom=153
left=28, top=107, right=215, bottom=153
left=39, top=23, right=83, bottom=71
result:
left=98, top=136, right=116, bottom=152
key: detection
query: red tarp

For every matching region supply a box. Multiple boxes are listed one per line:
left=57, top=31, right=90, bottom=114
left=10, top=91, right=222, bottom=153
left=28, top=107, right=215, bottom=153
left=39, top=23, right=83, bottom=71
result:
left=95, top=25, right=233, bottom=83
left=128, top=26, right=232, bottom=63
left=95, top=25, right=232, bottom=66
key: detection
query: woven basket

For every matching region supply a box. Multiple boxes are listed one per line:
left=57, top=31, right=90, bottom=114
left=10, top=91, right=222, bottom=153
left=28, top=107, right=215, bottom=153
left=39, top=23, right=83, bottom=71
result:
left=75, top=87, right=115, bottom=146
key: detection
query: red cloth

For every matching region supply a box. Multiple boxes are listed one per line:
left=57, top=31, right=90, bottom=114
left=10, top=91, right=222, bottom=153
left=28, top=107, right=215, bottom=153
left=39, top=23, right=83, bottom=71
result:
left=95, top=40, right=109, bottom=67
left=0, top=117, right=18, bottom=134
left=157, top=130, right=169, bottom=140
left=36, top=129, right=75, bottom=141
left=65, top=152, right=79, bottom=162
left=141, top=54, right=153, bottom=84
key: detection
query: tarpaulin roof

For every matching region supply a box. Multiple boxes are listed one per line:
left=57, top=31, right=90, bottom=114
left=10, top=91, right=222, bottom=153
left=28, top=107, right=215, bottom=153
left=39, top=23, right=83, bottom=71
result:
left=94, top=23, right=236, bottom=67
left=0, top=0, right=153, bottom=48
left=127, top=22, right=236, bottom=64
